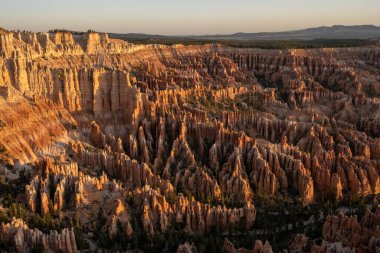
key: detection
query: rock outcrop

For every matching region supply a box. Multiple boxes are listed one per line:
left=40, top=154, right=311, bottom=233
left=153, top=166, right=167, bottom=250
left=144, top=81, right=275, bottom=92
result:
left=223, top=238, right=273, bottom=253
left=311, top=206, right=380, bottom=253
left=176, top=241, right=197, bottom=253
left=0, top=218, right=78, bottom=253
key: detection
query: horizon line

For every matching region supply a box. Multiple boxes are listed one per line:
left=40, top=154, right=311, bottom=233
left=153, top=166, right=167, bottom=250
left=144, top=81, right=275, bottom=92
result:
left=2, top=24, right=380, bottom=37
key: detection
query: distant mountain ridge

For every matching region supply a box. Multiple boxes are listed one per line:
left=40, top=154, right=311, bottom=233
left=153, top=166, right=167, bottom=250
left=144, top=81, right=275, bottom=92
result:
left=110, top=25, right=380, bottom=41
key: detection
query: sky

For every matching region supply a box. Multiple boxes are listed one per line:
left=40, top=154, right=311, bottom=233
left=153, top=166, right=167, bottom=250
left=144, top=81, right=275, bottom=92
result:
left=0, top=0, right=379, bottom=35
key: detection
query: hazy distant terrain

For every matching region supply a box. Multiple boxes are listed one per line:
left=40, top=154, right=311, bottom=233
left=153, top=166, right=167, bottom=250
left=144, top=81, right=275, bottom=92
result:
left=110, top=25, right=380, bottom=42
left=10, top=25, right=376, bottom=47
left=108, top=25, right=380, bottom=49
left=193, top=25, right=380, bottom=40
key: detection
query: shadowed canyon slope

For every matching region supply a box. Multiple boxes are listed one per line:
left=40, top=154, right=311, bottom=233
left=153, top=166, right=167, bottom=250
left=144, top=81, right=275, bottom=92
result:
left=0, top=28, right=380, bottom=252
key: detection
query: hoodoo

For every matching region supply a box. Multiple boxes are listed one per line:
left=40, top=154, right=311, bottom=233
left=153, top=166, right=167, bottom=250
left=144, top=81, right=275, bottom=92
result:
left=0, top=22, right=379, bottom=252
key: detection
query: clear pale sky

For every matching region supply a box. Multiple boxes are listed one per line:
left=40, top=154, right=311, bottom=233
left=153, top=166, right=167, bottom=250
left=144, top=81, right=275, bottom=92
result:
left=0, top=0, right=379, bottom=35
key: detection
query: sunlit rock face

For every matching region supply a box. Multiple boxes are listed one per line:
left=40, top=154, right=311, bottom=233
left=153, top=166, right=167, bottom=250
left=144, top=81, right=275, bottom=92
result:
left=0, top=27, right=380, bottom=252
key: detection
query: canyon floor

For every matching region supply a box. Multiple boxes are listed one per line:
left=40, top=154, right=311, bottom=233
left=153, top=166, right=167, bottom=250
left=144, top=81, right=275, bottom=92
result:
left=0, top=28, right=380, bottom=253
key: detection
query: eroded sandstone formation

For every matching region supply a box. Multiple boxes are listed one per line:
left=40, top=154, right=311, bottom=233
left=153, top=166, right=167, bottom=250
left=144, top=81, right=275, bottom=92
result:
left=311, top=206, right=380, bottom=253
left=0, top=218, right=78, bottom=253
left=223, top=238, right=274, bottom=253
left=0, top=26, right=379, bottom=252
